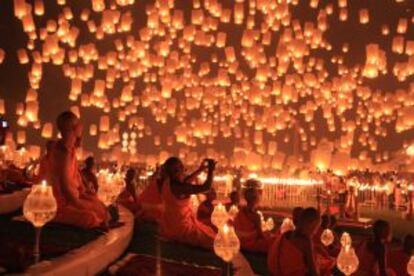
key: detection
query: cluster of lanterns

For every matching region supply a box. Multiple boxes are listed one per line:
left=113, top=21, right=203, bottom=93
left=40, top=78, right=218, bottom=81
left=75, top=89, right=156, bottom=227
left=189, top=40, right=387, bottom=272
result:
left=0, top=0, right=411, bottom=170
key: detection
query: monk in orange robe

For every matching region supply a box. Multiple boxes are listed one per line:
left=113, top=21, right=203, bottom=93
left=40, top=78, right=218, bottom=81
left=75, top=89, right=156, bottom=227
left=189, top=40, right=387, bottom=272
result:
left=197, top=188, right=216, bottom=228
left=356, top=219, right=396, bottom=276
left=43, top=111, right=108, bottom=229
left=267, top=206, right=303, bottom=275
left=118, top=168, right=142, bottom=215
left=268, top=207, right=330, bottom=276
left=389, top=234, right=413, bottom=276
left=159, top=157, right=216, bottom=249
left=234, top=179, right=276, bottom=253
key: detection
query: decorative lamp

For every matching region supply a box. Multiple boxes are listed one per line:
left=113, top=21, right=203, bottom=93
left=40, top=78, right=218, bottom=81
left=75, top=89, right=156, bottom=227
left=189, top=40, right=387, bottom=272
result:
left=211, top=203, right=229, bottom=228
left=340, top=232, right=352, bottom=249
left=321, top=228, right=334, bottom=247
left=337, top=246, right=359, bottom=276
left=23, top=181, right=57, bottom=263
left=227, top=205, right=239, bottom=221
left=280, top=218, right=295, bottom=234
left=214, top=223, right=240, bottom=275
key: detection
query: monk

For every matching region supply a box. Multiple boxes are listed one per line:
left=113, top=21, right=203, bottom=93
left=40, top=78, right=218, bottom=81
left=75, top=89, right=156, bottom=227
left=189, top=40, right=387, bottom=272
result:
left=268, top=207, right=303, bottom=275
left=389, top=234, right=414, bottom=276
left=118, top=168, right=141, bottom=215
left=136, top=168, right=164, bottom=223
left=357, top=219, right=396, bottom=276
left=43, top=111, right=108, bottom=229
left=268, top=207, right=330, bottom=276
left=159, top=157, right=216, bottom=249
left=234, top=179, right=276, bottom=253
left=197, top=188, right=216, bottom=228
left=81, top=156, right=98, bottom=194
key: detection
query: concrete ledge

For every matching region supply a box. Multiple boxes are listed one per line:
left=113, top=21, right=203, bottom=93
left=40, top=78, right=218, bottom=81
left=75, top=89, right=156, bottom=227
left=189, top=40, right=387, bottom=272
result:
left=25, top=206, right=134, bottom=276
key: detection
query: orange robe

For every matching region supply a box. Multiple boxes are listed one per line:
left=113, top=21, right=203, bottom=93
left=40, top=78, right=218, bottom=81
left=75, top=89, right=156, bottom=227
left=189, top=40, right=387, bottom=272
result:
left=267, top=230, right=282, bottom=275
left=159, top=180, right=215, bottom=249
left=234, top=208, right=275, bottom=253
left=268, top=233, right=309, bottom=276
left=118, top=190, right=141, bottom=215
left=196, top=201, right=214, bottom=228
left=389, top=249, right=410, bottom=276
left=43, top=142, right=107, bottom=229
left=356, top=241, right=396, bottom=276
left=137, top=178, right=164, bottom=223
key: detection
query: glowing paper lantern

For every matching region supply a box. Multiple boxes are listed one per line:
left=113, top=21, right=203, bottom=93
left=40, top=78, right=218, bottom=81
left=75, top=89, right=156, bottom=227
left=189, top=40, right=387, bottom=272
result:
left=99, top=116, right=110, bottom=132
left=41, top=123, right=53, bottom=138
left=0, top=99, right=5, bottom=115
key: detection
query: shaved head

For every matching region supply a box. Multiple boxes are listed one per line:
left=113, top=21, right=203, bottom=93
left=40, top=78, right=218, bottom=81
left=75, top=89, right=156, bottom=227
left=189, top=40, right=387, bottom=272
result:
left=56, top=111, right=79, bottom=136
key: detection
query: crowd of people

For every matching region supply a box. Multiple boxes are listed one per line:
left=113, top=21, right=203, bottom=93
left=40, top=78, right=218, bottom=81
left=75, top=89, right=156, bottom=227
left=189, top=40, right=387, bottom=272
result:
left=3, top=110, right=412, bottom=275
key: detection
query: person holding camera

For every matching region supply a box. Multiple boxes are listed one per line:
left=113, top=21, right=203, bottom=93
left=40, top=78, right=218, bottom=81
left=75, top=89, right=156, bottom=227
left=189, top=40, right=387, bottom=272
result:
left=158, top=157, right=217, bottom=249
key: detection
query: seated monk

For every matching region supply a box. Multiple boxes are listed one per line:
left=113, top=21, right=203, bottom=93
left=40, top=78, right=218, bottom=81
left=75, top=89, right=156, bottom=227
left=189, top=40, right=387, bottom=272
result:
left=136, top=168, right=164, bottom=223
left=389, top=234, right=413, bottom=276
left=357, top=219, right=396, bottom=276
left=269, top=207, right=335, bottom=276
left=234, top=179, right=276, bottom=253
left=225, top=190, right=240, bottom=211
left=159, top=157, right=217, bottom=249
left=118, top=168, right=141, bottom=215
left=197, top=188, right=216, bottom=228
left=268, top=207, right=303, bottom=275
left=80, top=156, right=98, bottom=195
left=43, top=111, right=108, bottom=229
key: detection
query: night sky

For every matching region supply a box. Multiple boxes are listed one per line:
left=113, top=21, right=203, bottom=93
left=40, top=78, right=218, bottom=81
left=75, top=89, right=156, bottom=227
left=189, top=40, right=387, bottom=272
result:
left=0, top=0, right=413, bottom=167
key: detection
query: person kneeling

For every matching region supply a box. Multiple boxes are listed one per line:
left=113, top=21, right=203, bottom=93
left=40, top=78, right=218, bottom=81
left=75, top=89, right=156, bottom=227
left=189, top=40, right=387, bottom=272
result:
left=43, top=111, right=108, bottom=229
left=234, top=179, right=276, bottom=253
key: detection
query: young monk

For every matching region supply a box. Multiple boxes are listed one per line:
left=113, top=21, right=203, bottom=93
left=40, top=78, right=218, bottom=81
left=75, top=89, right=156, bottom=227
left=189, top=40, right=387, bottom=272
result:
left=233, top=179, right=276, bottom=253
left=43, top=111, right=108, bottom=229
left=136, top=168, right=164, bottom=223
left=81, top=156, right=98, bottom=194
left=357, top=219, right=396, bottom=276
left=197, top=188, right=217, bottom=228
left=268, top=207, right=323, bottom=276
left=118, top=168, right=141, bottom=215
left=159, top=157, right=217, bottom=249
left=389, top=234, right=414, bottom=276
